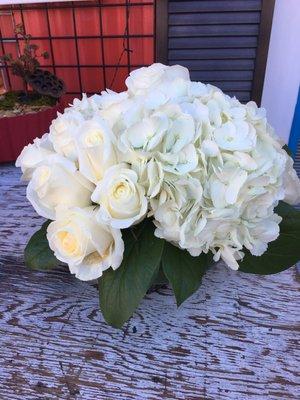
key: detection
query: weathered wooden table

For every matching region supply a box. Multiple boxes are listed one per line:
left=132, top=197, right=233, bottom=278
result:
left=0, top=163, right=299, bottom=400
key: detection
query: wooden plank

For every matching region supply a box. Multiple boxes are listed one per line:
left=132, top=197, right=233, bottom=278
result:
left=187, top=79, right=252, bottom=91
left=0, top=259, right=299, bottom=399
left=169, top=24, right=260, bottom=38
left=189, top=70, right=254, bottom=81
left=169, top=0, right=262, bottom=13
left=225, top=91, right=252, bottom=102
left=169, top=59, right=255, bottom=71
left=215, top=81, right=252, bottom=91
left=169, top=12, right=261, bottom=26
left=0, top=165, right=300, bottom=400
left=169, top=36, right=258, bottom=49
left=166, top=0, right=272, bottom=107
left=169, top=48, right=257, bottom=60
left=0, top=164, right=299, bottom=399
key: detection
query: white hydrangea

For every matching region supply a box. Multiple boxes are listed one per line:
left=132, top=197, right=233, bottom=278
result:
left=16, top=63, right=300, bottom=279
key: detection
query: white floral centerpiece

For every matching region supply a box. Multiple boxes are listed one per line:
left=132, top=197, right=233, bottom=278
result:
left=16, top=64, right=300, bottom=328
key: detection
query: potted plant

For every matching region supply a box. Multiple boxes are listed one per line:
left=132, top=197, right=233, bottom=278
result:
left=0, top=24, right=65, bottom=163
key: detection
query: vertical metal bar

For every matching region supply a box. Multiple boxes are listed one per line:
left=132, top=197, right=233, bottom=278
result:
left=45, top=3, right=56, bottom=75
left=153, top=0, right=156, bottom=63
left=11, top=4, right=24, bottom=90
left=125, top=0, right=131, bottom=74
left=19, top=3, right=25, bottom=29
left=71, top=1, right=83, bottom=93
left=11, top=5, right=21, bottom=57
left=98, top=0, right=107, bottom=88
left=0, top=23, right=11, bottom=90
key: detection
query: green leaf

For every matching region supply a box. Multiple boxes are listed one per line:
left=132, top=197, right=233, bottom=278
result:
left=150, top=266, right=168, bottom=286
left=24, top=220, right=59, bottom=270
left=162, top=242, right=213, bottom=306
left=98, top=219, right=165, bottom=329
left=239, top=201, right=300, bottom=274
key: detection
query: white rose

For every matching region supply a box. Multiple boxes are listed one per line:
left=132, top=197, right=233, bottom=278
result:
left=15, top=133, right=54, bottom=180
left=91, top=164, right=148, bottom=228
left=47, top=207, right=124, bottom=281
left=76, top=116, right=118, bottom=184
left=27, top=154, right=94, bottom=219
left=49, top=110, right=84, bottom=161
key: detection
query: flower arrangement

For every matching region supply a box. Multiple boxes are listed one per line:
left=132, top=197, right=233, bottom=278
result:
left=16, top=64, right=300, bottom=328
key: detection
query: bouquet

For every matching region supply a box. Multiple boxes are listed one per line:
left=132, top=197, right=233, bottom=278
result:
left=16, top=64, right=300, bottom=328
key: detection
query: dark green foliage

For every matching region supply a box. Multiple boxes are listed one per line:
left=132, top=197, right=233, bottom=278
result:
left=25, top=221, right=59, bottom=270
left=0, top=91, right=57, bottom=111
left=239, top=202, right=300, bottom=274
left=24, top=202, right=300, bottom=329
left=98, top=220, right=164, bottom=328
left=282, top=144, right=292, bottom=157
left=162, top=242, right=213, bottom=306
left=0, top=91, right=18, bottom=110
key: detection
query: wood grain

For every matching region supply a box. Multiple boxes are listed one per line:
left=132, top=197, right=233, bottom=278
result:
left=0, top=164, right=299, bottom=400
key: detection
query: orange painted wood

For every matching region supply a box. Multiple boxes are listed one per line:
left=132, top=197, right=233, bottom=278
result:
left=0, top=1, right=155, bottom=94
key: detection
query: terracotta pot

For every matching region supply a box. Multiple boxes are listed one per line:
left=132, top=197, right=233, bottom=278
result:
left=0, top=102, right=63, bottom=163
